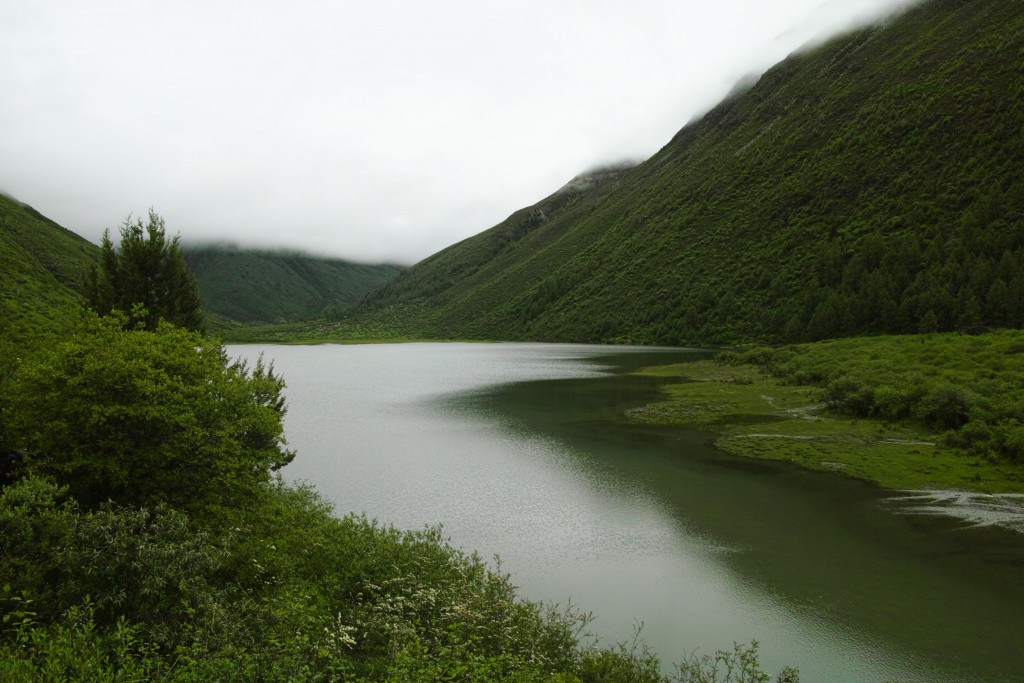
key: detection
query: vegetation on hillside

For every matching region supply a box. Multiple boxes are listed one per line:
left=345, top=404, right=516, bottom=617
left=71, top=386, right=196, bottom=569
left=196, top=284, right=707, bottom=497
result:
left=353, top=0, right=1024, bottom=347
left=630, top=330, right=1024, bottom=493
left=0, top=193, right=98, bottom=342
left=730, top=331, right=1024, bottom=464
left=184, top=244, right=403, bottom=325
left=1, top=189, right=405, bottom=340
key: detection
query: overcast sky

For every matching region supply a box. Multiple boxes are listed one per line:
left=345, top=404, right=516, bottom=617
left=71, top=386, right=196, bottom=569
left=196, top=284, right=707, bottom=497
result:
left=2, top=0, right=916, bottom=265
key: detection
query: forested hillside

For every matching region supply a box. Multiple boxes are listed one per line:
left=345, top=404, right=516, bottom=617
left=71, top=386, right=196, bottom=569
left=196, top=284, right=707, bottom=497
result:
left=0, top=193, right=403, bottom=339
left=0, top=194, right=97, bottom=341
left=184, top=245, right=403, bottom=323
left=359, top=0, right=1024, bottom=345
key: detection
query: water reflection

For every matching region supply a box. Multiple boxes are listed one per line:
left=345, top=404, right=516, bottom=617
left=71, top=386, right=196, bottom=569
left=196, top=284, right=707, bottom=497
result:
left=231, top=343, right=1023, bottom=683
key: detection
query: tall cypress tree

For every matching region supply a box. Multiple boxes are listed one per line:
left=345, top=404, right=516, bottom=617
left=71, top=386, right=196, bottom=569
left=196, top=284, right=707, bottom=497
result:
left=86, top=210, right=204, bottom=332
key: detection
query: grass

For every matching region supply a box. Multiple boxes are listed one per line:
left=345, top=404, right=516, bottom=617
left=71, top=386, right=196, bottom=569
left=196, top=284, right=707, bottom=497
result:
left=210, top=302, right=433, bottom=344
left=0, top=194, right=98, bottom=342
left=630, top=359, right=1024, bottom=493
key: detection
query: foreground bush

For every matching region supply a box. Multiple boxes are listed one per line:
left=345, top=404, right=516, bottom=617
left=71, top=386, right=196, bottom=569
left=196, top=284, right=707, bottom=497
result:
left=6, top=313, right=293, bottom=514
left=0, top=477, right=799, bottom=682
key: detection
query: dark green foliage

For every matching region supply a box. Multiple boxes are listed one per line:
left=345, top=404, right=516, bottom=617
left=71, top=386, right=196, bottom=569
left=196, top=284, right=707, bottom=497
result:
left=0, top=477, right=225, bottom=631
left=183, top=245, right=403, bottom=324
left=3, top=475, right=761, bottom=682
left=916, top=382, right=976, bottom=430
left=87, top=210, right=204, bottom=332
left=731, top=330, right=1024, bottom=465
left=353, top=0, right=1024, bottom=347
left=0, top=193, right=98, bottom=342
left=0, top=195, right=102, bottom=465
left=6, top=314, right=293, bottom=513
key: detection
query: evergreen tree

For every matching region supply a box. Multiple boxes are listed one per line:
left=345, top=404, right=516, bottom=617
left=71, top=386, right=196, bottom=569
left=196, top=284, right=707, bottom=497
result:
left=86, top=210, right=204, bottom=332
left=986, top=278, right=1011, bottom=327
left=918, top=308, right=939, bottom=334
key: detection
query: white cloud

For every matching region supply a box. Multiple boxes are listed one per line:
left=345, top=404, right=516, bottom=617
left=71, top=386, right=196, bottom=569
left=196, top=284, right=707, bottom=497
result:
left=0, top=0, right=916, bottom=264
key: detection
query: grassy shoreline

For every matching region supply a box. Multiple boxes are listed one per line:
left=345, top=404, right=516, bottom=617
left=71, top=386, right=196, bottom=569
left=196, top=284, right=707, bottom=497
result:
left=628, top=346, right=1024, bottom=494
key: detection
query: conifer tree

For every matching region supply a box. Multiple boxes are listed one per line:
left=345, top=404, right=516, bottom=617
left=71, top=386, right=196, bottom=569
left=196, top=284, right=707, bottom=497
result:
left=86, top=210, right=204, bottom=332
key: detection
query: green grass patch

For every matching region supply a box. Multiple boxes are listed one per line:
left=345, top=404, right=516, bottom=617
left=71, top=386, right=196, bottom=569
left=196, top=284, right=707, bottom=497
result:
left=631, top=361, right=813, bottom=427
left=630, top=357, right=1024, bottom=493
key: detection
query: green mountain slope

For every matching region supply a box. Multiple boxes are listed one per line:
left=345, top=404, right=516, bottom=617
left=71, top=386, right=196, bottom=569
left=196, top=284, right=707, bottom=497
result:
left=0, top=194, right=98, bottom=341
left=184, top=245, right=403, bottom=323
left=361, top=0, right=1024, bottom=345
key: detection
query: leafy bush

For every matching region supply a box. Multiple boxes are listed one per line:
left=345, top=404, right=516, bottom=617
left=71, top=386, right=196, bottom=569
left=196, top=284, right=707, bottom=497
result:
left=870, top=385, right=915, bottom=422
left=915, top=382, right=976, bottom=430
left=6, top=314, right=292, bottom=513
left=725, top=330, right=1024, bottom=468
left=1000, top=423, right=1024, bottom=462
left=0, top=471, right=804, bottom=681
left=0, top=475, right=670, bottom=681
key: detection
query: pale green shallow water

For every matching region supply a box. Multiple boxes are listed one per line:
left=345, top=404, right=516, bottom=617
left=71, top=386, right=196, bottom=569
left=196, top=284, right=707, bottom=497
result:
left=232, top=343, right=1024, bottom=683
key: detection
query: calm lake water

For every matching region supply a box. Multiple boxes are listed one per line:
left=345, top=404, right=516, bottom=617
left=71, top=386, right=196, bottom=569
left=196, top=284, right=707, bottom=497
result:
left=231, top=343, right=1024, bottom=682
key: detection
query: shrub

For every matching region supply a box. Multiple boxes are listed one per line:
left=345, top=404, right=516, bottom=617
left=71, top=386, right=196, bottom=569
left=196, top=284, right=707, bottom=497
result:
left=673, top=641, right=799, bottom=683
left=999, top=423, right=1024, bottom=462
left=871, top=385, right=914, bottom=422
left=6, top=314, right=292, bottom=514
left=915, top=382, right=976, bottom=430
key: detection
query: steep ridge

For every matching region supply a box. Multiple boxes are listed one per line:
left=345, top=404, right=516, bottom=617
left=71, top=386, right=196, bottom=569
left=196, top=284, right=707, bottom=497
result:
left=364, top=163, right=634, bottom=328
left=184, top=245, right=403, bottom=323
left=0, top=194, right=98, bottom=341
left=359, top=0, right=1024, bottom=345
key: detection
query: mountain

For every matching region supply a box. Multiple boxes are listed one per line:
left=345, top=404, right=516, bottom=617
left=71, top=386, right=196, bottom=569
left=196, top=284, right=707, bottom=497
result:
left=359, top=0, right=1024, bottom=346
left=183, top=245, right=403, bottom=323
left=0, top=194, right=98, bottom=341
left=0, top=193, right=403, bottom=338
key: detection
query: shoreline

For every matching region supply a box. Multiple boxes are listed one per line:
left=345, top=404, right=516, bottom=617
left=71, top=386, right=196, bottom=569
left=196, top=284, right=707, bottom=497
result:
left=627, top=358, right=1024, bottom=531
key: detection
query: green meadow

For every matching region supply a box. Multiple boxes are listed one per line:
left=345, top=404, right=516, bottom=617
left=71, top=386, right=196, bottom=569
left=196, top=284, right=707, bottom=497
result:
left=630, top=332, right=1024, bottom=493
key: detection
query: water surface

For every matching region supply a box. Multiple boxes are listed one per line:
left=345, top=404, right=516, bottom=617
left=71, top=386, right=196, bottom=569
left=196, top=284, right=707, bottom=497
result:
left=232, top=343, right=1024, bottom=682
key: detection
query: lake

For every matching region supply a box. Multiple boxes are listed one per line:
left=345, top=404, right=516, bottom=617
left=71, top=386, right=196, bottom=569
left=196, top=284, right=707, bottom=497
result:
left=231, top=342, right=1024, bottom=682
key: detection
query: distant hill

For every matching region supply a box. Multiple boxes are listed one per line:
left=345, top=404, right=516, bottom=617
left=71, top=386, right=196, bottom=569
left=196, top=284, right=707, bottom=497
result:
left=183, top=245, right=403, bottom=323
left=359, top=0, right=1024, bottom=345
left=0, top=193, right=98, bottom=341
left=0, top=193, right=402, bottom=338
